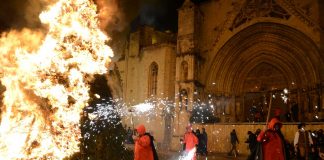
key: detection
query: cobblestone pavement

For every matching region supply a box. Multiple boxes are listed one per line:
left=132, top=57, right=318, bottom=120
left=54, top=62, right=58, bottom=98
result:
left=158, top=152, right=248, bottom=160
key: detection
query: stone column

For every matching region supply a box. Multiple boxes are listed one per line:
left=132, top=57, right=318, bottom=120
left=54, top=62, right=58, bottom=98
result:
left=171, top=87, right=181, bottom=151
left=235, top=95, right=244, bottom=122
left=225, top=95, right=236, bottom=122
left=303, top=93, right=309, bottom=120
left=321, top=90, right=324, bottom=111
left=220, top=95, right=226, bottom=122
left=215, top=95, right=222, bottom=118
left=320, top=87, right=324, bottom=120
left=297, top=89, right=302, bottom=121
left=242, top=94, right=246, bottom=122
left=235, top=101, right=240, bottom=122
left=173, top=86, right=180, bottom=133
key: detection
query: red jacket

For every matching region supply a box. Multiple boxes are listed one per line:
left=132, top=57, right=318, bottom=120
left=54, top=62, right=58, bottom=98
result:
left=134, top=125, right=153, bottom=160
left=257, top=118, right=286, bottom=160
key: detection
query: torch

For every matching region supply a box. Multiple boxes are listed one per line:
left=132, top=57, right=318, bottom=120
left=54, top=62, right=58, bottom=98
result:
left=265, top=92, right=273, bottom=129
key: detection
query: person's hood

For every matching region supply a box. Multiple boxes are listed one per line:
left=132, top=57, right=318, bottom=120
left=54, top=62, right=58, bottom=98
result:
left=274, top=108, right=282, bottom=116
left=268, top=118, right=282, bottom=130
left=136, top=124, right=146, bottom=135
left=185, top=124, right=192, bottom=133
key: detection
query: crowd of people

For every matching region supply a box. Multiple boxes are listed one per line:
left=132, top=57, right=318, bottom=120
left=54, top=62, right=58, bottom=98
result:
left=126, top=119, right=324, bottom=160
left=180, top=125, right=208, bottom=159
left=243, top=119, right=324, bottom=160
left=248, top=105, right=300, bottom=123
left=181, top=118, right=324, bottom=160
left=127, top=124, right=208, bottom=160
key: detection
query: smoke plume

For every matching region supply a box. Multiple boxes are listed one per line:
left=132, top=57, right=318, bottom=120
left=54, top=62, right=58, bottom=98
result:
left=0, top=0, right=186, bottom=58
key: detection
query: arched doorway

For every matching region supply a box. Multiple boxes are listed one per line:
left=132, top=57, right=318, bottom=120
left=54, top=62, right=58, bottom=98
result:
left=242, top=62, right=289, bottom=122
left=205, top=22, right=324, bottom=122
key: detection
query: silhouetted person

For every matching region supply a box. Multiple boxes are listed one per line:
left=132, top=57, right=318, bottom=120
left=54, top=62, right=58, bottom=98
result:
left=317, top=129, right=324, bottom=159
left=228, top=129, right=239, bottom=157
left=291, top=102, right=299, bottom=121
left=195, top=129, right=203, bottom=155
left=201, top=128, right=208, bottom=156
left=285, top=111, right=292, bottom=122
left=255, top=128, right=261, bottom=137
left=254, top=128, right=263, bottom=160
left=245, top=131, right=257, bottom=160
left=126, top=127, right=134, bottom=144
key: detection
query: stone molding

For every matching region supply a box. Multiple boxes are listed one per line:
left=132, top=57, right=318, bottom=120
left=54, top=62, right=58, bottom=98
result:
left=141, top=43, right=176, bottom=52
left=206, top=0, right=322, bottom=54
left=277, top=0, right=322, bottom=32
left=230, top=0, right=291, bottom=31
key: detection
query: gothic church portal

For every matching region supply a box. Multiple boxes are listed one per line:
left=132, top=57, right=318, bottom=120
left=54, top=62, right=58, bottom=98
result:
left=113, top=0, right=324, bottom=151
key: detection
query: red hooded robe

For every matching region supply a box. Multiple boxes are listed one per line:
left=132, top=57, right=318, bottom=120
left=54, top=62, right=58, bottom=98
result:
left=184, top=127, right=198, bottom=160
left=134, top=125, right=153, bottom=160
left=257, top=118, right=286, bottom=160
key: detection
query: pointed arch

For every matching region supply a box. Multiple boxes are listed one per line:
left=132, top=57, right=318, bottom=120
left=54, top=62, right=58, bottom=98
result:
left=148, top=62, right=158, bottom=96
left=205, top=22, right=323, bottom=94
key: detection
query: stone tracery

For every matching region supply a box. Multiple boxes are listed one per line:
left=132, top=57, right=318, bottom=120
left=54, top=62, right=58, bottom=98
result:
left=230, top=0, right=291, bottom=30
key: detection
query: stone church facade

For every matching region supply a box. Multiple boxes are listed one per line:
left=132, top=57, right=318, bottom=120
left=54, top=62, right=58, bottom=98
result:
left=113, top=0, right=324, bottom=150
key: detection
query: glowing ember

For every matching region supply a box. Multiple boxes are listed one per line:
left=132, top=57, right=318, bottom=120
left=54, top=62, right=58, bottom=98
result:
left=0, top=0, right=113, bottom=159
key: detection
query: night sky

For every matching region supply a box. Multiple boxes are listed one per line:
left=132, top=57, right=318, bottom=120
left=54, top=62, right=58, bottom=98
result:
left=131, top=0, right=207, bottom=31
left=0, top=0, right=212, bottom=33
left=0, top=0, right=209, bottom=56
left=130, top=0, right=184, bottom=32
left=0, top=0, right=188, bottom=33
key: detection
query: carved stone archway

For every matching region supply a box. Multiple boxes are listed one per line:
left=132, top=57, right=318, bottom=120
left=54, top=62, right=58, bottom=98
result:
left=206, top=22, right=322, bottom=94
left=205, top=22, right=324, bottom=121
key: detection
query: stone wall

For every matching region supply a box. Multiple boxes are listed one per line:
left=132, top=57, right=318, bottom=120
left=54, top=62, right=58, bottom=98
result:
left=184, top=123, right=324, bottom=155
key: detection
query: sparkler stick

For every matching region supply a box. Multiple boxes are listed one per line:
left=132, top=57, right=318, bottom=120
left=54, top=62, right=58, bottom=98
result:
left=265, top=92, right=273, bottom=129
left=131, top=115, right=135, bottom=134
left=129, top=108, right=135, bottom=135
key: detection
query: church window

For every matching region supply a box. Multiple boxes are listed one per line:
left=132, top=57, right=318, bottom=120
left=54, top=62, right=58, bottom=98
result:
left=148, top=62, right=158, bottom=96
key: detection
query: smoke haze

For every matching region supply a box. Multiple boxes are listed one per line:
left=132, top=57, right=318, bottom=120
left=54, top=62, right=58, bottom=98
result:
left=0, top=0, right=187, bottom=57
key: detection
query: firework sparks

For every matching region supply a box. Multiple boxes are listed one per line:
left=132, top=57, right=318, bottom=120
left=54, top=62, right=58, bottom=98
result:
left=132, top=103, right=154, bottom=113
left=0, top=0, right=113, bottom=159
left=281, top=88, right=289, bottom=103
left=178, top=148, right=196, bottom=160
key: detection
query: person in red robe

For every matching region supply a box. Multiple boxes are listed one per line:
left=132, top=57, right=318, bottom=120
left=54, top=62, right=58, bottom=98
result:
left=257, top=118, right=288, bottom=160
left=183, top=125, right=198, bottom=160
left=133, top=125, right=154, bottom=160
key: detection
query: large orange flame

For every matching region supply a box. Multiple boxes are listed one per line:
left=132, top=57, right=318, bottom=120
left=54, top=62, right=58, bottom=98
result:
left=0, top=0, right=113, bottom=159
